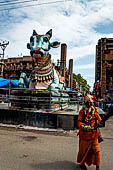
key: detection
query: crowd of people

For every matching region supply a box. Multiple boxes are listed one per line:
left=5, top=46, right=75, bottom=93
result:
left=89, top=89, right=113, bottom=111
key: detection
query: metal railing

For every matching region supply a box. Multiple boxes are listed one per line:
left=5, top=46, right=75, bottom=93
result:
left=0, top=87, right=83, bottom=113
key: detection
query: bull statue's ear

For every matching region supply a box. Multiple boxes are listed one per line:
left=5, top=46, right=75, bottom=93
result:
left=50, top=41, right=60, bottom=48
left=27, top=43, right=31, bottom=49
left=46, top=29, right=52, bottom=39
left=33, top=30, right=37, bottom=36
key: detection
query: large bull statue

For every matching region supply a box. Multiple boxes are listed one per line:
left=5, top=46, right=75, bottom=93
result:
left=19, top=29, right=63, bottom=91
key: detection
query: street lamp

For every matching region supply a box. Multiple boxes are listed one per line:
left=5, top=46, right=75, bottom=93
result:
left=0, top=40, right=9, bottom=77
left=0, top=41, right=9, bottom=58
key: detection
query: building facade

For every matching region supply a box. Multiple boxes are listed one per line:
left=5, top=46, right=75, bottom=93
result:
left=0, top=56, right=32, bottom=79
left=95, top=38, right=113, bottom=96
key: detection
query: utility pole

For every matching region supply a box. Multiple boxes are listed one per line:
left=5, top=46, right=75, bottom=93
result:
left=0, top=40, right=9, bottom=77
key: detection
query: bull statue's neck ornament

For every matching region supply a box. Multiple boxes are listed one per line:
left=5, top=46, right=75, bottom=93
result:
left=19, top=29, right=62, bottom=91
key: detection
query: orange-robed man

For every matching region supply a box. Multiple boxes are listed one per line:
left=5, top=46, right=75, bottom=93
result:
left=77, top=94, right=102, bottom=170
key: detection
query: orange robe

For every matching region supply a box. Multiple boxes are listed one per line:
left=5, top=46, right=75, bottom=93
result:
left=77, top=107, right=102, bottom=166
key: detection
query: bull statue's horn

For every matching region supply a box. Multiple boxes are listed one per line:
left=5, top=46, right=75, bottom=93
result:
left=46, top=29, right=52, bottom=39
left=33, top=30, right=38, bottom=36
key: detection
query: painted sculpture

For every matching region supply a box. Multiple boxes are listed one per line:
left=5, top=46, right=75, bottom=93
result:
left=19, top=29, right=63, bottom=91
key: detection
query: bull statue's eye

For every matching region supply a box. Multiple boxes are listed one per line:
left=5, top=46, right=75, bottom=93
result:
left=43, top=37, right=48, bottom=42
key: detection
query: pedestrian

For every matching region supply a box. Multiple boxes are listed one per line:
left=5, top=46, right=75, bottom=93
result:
left=99, top=97, right=103, bottom=109
left=77, top=94, right=102, bottom=170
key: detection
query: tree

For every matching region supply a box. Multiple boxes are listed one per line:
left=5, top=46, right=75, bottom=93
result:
left=73, top=73, right=90, bottom=91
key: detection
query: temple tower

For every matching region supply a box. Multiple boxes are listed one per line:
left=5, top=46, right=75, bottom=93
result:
left=60, top=43, right=67, bottom=82
left=68, top=59, right=73, bottom=89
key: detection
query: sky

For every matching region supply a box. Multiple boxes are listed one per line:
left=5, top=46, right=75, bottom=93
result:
left=0, top=0, right=113, bottom=90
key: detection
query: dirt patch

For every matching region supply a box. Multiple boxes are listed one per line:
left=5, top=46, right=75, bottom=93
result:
left=0, top=125, right=77, bottom=137
left=22, top=136, right=37, bottom=141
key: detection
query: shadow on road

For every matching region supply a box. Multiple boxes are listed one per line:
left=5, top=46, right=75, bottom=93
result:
left=30, top=160, right=80, bottom=170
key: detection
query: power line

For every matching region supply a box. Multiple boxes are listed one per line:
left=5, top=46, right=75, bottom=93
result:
left=0, top=0, right=38, bottom=7
left=0, top=0, right=72, bottom=11
left=0, top=0, right=27, bottom=4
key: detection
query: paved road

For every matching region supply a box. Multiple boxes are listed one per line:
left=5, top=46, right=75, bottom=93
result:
left=0, top=118, right=113, bottom=170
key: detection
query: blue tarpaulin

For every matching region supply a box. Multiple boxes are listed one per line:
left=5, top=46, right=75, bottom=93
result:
left=0, top=78, right=19, bottom=87
left=107, top=88, right=113, bottom=93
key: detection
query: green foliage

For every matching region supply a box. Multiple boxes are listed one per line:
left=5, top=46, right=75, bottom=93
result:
left=73, top=73, right=90, bottom=91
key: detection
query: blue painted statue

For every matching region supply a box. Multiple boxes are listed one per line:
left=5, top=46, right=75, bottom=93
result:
left=19, top=29, right=64, bottom=91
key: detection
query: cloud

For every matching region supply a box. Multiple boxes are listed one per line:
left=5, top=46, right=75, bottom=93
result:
left=67, top=44, right=96, bottom=61
left=75, top=63, right=95, bottom=70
